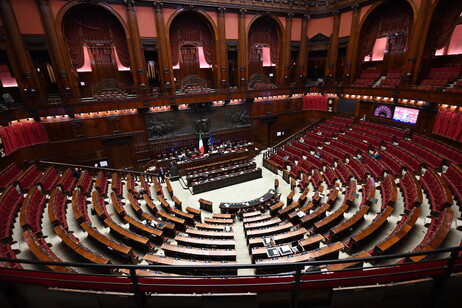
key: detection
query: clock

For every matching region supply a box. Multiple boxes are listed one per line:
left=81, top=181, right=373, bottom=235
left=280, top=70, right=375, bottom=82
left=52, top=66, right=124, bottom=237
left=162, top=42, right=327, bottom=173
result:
left=373, top=105, right=393, bottom=118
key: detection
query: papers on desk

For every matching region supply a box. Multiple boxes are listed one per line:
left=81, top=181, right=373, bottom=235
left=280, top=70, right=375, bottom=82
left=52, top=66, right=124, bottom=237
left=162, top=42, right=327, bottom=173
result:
left=263, top=237, right=274, bottom=246
left=223, top=203, right=230, bottom=208
left=297, top=211, right=306, bottom=218
left=266, top=247, right=280, bottom=258
left=279, top=245, right=293, bottom=256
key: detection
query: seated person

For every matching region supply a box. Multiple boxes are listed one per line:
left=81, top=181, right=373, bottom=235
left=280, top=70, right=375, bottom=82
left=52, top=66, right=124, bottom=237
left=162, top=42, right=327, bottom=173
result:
left=354, top=154, right=363, bottom=162
left=372, top=150, right=381, bottom=160
left=314, top=151, right=322, bottom=159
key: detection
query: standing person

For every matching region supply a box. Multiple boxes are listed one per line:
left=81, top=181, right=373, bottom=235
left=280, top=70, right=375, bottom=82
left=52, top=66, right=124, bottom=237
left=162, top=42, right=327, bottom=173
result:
left=159, top=167, right=165, bottom=183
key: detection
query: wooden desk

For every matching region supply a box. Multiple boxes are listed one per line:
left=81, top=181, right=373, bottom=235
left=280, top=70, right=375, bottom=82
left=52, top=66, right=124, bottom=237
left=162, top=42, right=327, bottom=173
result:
left=242, top=210, right=262, bottom=220
left=287, top=190, right=295, bottom=205
left=255, top=241, right=345, bottom=272
left=80, top=222, right=134, bottom=262
left=186, top=161, right=256, bottom=185
left=104, top=218, right=153, bottom=251
left=243, top=213, right=270, bottom=223
left=199, top=198, right=213, bottom=213
left=204, top=217, right=234, bottom=225
left=244, top=217, right=281, bottom=230
left=161, top=243, right=237, bottom=261
left=190, top=168, right=262, bottom=194
left=325, top=251, right=371, bottom=271
left=186, top=227, right=235, bottom=239
left=186, top=206, right=202, bottom=221
left=220, top=189, right=278, bottom=214
left=165, top=177, right=174, bottom=198
left=250, top=234, right=324, bottom=261
left=157, top=210, right=186, bottom=231
left=158, top=195, right=171, bottom=212
left=288, top=202, right=314, bottom=223
left=248, top=227, right=306, bottom=248
left=346, top=206, right=393, bottom=253
left=195, top=223, right=228, bottom=231
left=140, top=212, right=176, bottom=237
left=278, top=200, right=300, bottom=218
left=314, top=203, right=348, bottom=233
left=174, top=235, right=236, bottom=248
left=23, top=229, right=75, bottom=273
left=300, top=203, right=331, bottom=227
left=328, top=205, right=370, bottom=244
left=375, top=207, right=421, bottom=254
left=172, top=196, right=182, bottom=210
left=53, top=225, right=111, bottom=268
left=269, top=201, right=284, bottom=216
left=111, top=192, right=127, bottom=218
left=143, top=195, right=159, bottom=215
left=144, top=253, right=238, bottom=275
left=127, top=193, right=143, bottom=216
left=246, top=222, right=293, bottom=238
left=123, top=214, right=164, bottom=244
left=410, top=209, right=454, bottom=262
left=170, top=207, right=195, bottom=225
left=212, top=213, right=234, bottom=220
left=176, top=147, right=255, bottom=176
left=91, top=191, right=108, bottom=220
left=327, top=185, right=340, bottom=205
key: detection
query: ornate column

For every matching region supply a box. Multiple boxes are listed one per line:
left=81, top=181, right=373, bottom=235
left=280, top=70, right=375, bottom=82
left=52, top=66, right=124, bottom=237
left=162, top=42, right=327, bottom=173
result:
left=403, top=0, right=431, bottom=85
left=152, top=2, right=174, bottom=93
left=0, top=0, right=46, bottom=104
left=281, top=12, right=293, bottom=86
left=237, top=8, right=247, bottom=88
left=296, top=14, right=309, bottom=85
left=35, top=0, right=78, bottom=97
left=124, top=0, right=148, bottom=94
left=344, top=4, right=360, bottom=84
left=217, top=7, right=228, bottom=89
left=325, top=11, right=340, bottom=81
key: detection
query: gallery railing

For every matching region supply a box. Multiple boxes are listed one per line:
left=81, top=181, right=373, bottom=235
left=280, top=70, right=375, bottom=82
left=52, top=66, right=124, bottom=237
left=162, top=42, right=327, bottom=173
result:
left=1, top=246, right=461, bottom=308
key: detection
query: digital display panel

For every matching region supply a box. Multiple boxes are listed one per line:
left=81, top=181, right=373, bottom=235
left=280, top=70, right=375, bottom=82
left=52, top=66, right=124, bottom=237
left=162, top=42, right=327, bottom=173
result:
left=393, top=107, right=419, bottom=125
left=373, top=104, right=394, bottom=119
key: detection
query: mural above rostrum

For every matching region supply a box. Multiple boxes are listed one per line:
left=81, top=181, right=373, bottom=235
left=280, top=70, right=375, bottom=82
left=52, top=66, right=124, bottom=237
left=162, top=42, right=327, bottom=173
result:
left=145, top=103, right=250, bottom=141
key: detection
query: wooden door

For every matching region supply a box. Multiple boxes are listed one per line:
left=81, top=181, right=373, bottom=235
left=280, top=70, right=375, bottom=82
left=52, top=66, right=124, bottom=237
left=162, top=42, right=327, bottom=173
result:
left=104, top=137, right=133, bottom=169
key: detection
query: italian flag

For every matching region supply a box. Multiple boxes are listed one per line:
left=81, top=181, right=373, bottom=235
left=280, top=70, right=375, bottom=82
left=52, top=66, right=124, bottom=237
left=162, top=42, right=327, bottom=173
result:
left=198, top=133, right=205, bottom=154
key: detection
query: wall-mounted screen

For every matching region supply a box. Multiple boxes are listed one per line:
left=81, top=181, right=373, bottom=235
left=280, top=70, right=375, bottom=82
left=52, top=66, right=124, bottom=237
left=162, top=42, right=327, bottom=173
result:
left=373, top=104, right=394, bottom=119
left=336, top=98, right=357, bottom=114
left=393, top=107, right=419, bottom=125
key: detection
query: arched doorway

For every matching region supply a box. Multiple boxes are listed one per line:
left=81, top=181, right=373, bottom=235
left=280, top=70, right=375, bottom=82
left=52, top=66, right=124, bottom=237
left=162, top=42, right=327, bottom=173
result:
left=169, top=12, right=216, bottom=91
left=62, top=4, right=132, bottom=97
left=357, top=1, right=414, bottom=75
left=247, top=16, right=282, bottom=87
left=418, top=0, right=462, bottom=79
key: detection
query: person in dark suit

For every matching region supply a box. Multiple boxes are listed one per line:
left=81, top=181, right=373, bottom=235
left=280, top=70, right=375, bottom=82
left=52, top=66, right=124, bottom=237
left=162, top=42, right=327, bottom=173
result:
left=159, top=167, right=165, bottom=183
